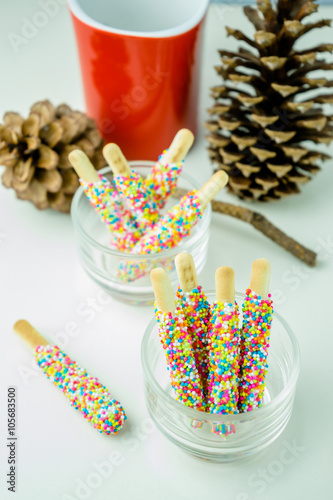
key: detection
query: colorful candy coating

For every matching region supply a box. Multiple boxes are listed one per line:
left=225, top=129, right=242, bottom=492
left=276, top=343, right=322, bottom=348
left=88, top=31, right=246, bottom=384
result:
left=117, top=256, right=174, bottom=283
left=131, top=190, right=203, bottom=255
left=80, top=176, right=121, bottom=224
left=208, top=301, right=240, bottom=415
left=212, top=422, right=236, bottom=437
left=113, top=170, right=159, bottom=231
left=238, top=289, right=274, bottom=413
left=79, top=175, right=140, bottom=251
left=144, top=150, right=183, bottom=210
left=155, top=305, right=206, bottom=411
left=35, top=345, right=126, bottom=435
left=176, top=286, right=212, bottom=395
left=116, top=191, right=203, bottom=282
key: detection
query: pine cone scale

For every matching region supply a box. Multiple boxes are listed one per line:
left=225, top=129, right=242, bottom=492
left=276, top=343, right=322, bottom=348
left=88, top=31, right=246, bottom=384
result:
left=22, top=114, right=40, bottom=137
left=13, top=157, right=33, bottom=182
left=1, top=100, right=106, bottom=212
left=0, top=148, right=18, bottom=168
left=35, top=169, right=63, bottom=193
left=3, top=112, right=24, bottom=135
left=39, top=121, right=63, bottom=148
left=25, top=136, right=41, bottom=153
left=61, top=170, right=79, bottom=195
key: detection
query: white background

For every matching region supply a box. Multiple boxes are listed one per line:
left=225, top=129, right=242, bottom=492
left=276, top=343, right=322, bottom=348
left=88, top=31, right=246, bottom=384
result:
left=0, top=2, right=333, bottom=499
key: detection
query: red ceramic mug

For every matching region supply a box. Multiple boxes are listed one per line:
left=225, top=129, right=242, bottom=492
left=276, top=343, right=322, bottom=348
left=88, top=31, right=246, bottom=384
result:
left=68, top=0, right=209, bottom=160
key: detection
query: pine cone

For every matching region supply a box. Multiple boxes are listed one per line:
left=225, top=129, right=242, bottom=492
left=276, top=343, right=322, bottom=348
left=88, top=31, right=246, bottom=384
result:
left=205, top=0, right=333, bottom=201
left=0, top=100, right=106, bottom=212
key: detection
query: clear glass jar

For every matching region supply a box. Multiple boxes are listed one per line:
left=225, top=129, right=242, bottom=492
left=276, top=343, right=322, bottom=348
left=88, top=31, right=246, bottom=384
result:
left=71, top=163, right=211, bottom=305
left=141, top=292, right=300, bottom=462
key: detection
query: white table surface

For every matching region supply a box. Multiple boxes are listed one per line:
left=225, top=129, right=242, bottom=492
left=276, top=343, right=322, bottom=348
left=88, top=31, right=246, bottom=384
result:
left=1, top=3, right=333, bottom=500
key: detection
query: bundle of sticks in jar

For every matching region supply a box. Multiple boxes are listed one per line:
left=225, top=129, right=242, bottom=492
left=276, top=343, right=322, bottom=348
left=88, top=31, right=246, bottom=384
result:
left=151, top=253, right=274, bottom=416
left=69, top=130, right=228, bottom=281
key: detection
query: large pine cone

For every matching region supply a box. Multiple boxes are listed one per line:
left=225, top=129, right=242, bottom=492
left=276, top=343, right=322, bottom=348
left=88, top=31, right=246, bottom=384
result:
left=205, top=0, right=333, bottom=201
left=0, top=100, right=106, bottom=212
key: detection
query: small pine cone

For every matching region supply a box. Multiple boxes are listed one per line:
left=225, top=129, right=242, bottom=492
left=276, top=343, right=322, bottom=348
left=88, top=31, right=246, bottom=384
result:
left=205, top=0, right=333, bottom=202
left=0, top=100, right=106, bottom=212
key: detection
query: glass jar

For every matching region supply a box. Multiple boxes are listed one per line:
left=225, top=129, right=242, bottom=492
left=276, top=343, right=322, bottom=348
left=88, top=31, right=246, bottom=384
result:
left=141, top=291, right=300, bottom=462
left=71, top=163, right=211, bottom=305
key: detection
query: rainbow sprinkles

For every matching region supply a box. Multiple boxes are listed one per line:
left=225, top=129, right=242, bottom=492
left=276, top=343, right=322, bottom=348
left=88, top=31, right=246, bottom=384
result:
left=151, top=254, right=274, bottom=436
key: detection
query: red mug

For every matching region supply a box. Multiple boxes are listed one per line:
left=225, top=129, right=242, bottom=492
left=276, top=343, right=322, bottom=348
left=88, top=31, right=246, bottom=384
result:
left=68, top=0, right=209, bottom=160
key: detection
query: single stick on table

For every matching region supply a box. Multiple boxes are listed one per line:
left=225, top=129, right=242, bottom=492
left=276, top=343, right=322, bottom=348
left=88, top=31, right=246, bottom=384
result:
left=207, top=267, right=241, bottom=415
left=14, top=320, right=127, bottom=435
left=69, top=149, right=139, bottom=251
left=151, top=268, right=206, bottom=411
left=175, top=252, right=212, bottom=396
left=238, top=259, right=274, bottom=413
left=145, top=129, right=194, bottom=210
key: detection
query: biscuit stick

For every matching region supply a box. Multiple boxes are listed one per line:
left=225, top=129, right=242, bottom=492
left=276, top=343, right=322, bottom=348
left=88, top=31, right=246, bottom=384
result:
left=175, top=252, right=211, bottom=395
left=14, top=320, right=126, bottom=435
left=207, top=267, right=240, bottom=415
left=103, top=143, right=159, bottom=231
left=151, top=268, right=205, bottom=411
left=117, top=171, right=229, bottom=282
left=104, top=130, right=194, bottom=230
left=69, top=149, right=139, bottom=251
left=238, top=259, right=274, bottom=412
left=144, top=129, right=194, bottom=210
left=131, top=171, right=229, bottom=255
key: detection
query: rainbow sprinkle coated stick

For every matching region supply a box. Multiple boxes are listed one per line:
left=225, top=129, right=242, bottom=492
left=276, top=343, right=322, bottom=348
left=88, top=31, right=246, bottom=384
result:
left=208, top=267, right=240, bottom=416
left=35, top=345, right=126, bottom=434
left=175, top=253, right=212, bottom=395
left=79, top=176, right=123, bottom=226
left=103, top=130, right=194, bottom=230
left=68, top=150, right=140, bottom=251
left=238, top=259, right=274, bottom=413
left=69, top=131, right=194, bottom=253
left=151, top=268, right=206, bottom=411
left=79, top=176, right=140, bottom=251
left=133, top=171, right=229, bottom=255
left=130, top=189, right=203, bottom=254
left=14, top=320, right=126, bottom=435
left=144, top=153, right=183, bottom=211
left=112, top=170, right=159, bottom=230
left=144, top=129, right=194, bottom=210
left=209, top=302, right=240, bottom=414
left=117, top=171, right=229, bottom=282
left=103, top=144, right=159, bottom=231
